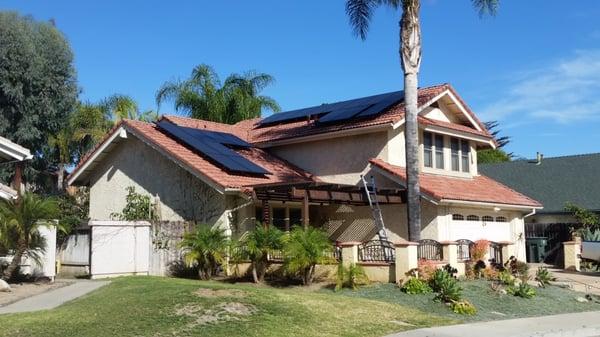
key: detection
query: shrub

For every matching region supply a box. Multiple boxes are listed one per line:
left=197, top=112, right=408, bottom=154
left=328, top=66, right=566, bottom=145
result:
left=442, top=264, right=458, bottom=278
left=451, top=300, right=477, bottom=315
left=482, top=267, right=499, bottom=280
left=507, top=282, right=536, bottom=298
left=505, top=256, right=529, bottom=280
left=430, top=269, right=462, bottom=302
left=417, top=259, right=437, bottom=280
left=401, top=277, right=432, bottom=294
left=283, top=226, right=333, bottom=286
left=110, top=186, right=157, bottom=221
left=242, top=225, right=284, bottom=283
left=470, top=240, right=489, bottom=261
left=535, top=267, right=554, bottom=288
left=179, top=225, right=229, bottom=280
left=497, top=269, right=516, bottom=286
left=335, top=263, right=369, bottom=291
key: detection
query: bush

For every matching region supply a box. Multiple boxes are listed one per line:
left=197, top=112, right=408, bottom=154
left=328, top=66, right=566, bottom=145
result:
left=401, top=277, right=432, bottom=294
left=241, top=225, right=284, bottom=283
left=417, top=259, right=437, bottom=280
left=283, top=226, right=333, bottom=286
left=470, top=240, right=489, bottom=261
left=451, top=300, right=477, bottom=315
left=430, top=269, right=462, bottom=302
left=497, top=269, right=516, bottom=286
left=505, top=256, right=529, bottom=280
left=442, top=264, right=458, bottom=278
left=535, top=267, right=554, bottom=288
left=507, top=282, right=536, bottom=298
left=335, top=263, right=369, bottom=291
left=178, top=225, right=229, bottom=280
left=168, top=259, right=200, bottom=279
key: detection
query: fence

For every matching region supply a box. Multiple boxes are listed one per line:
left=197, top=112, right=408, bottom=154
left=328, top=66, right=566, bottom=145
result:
left=417, top=239, right=443, bottom=261
left=489, top=241, right=503, bottom=264
left=456, top=239, right=474, bottom=261
left=358, top=240, right=395, bottom=263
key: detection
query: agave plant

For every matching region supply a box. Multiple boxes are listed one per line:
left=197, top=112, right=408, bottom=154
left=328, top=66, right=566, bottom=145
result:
left=283, top=226, right=333, bottom=286
left=178, top=225, right=229, bottom=280
left=242, top=224, right=284, bottom=283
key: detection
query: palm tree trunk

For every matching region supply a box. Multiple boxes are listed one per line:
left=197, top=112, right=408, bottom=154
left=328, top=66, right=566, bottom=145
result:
left=251, top=261, right=260, bottom=283
left=401, top=0, right=422, bottom=242
left=57, top=163, right=65, bottom=191
left=2, top=241, right=26, bottom=281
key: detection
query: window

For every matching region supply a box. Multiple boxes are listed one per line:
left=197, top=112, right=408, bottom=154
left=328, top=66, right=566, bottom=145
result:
left=496, top=216, right=508, bottom=222
left=461, top=140, right=470, bottom=173
left=255, top=206, right=265, bottom=225
left=423, top=132, right=433, bottom=168
left=482, top=215, right=494, bottom=222
left=451, top=138, right=460, bottom=171
left=290, top=208, right=302, bottom=227
left=435, top=135, right=444, bottom=169
left=452, top=214, right=464, bottom=221
left=272, top=207, right=286, bottom=231
left=466, top=215, right=480, bottom=221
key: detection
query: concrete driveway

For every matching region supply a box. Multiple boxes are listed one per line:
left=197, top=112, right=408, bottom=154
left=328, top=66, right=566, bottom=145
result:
left=387, top=311, right=600, bottom=337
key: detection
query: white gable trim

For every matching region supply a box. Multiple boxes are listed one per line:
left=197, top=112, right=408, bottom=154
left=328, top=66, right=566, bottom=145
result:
left=0, top=136, right=33, bottom=162
left=445, top=90, right=483, bottom=132
left=422, top=125, right=496, bottom=148
left=0, top=183, right=17, bottom=200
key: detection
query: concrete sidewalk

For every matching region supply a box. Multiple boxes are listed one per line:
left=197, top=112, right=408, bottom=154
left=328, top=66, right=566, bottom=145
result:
left=0, top=280, right=109, bottom=315
left=388, top=311, right=600, bottom=337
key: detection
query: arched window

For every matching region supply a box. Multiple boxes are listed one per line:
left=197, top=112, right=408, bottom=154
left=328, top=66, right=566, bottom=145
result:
left=496, top=216, right=508, bottom=222
left=466, top=215, right=480, bottom=221
left=452, top=214, right=464, bottom=221
left=482, top=215, right=494, bottom=222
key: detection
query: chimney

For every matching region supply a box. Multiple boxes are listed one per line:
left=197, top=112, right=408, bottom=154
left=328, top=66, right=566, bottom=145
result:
left=536, top=152, right=544, bottom=165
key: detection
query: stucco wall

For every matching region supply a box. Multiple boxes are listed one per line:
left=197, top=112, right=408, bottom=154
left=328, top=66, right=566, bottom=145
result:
left=270, top=131, right=388, bottom=185
left=89, top=136, right=226, bottom=224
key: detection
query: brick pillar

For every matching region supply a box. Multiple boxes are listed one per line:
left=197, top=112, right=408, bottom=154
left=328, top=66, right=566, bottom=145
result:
left=441, top=241, right=458, bottom=268
left=563, top=241, right=581, bottom=271
left=340, top=242, right=360, bottom=266
left=394, top=241, right=418, bottom=284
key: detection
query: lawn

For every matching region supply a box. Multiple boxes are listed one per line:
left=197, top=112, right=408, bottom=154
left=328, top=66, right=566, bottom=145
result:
left=335, top=280, right=600, bottom=322
left=0, top=277, right=454, bottom=337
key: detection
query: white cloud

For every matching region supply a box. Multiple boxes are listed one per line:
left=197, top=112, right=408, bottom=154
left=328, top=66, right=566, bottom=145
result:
left=479, top=49, right=600, bottom=124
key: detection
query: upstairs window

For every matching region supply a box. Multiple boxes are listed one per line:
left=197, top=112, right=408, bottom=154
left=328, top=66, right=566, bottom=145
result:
left=461, top=140, right=470, bottom=173
left=435, top=135, right=444, bottom=169
left=451, top=138, right=460, bottom=171
left=424, top=132, right=433, bottom=168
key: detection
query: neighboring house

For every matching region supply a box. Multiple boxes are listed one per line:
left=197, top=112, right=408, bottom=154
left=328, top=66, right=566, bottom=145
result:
left=68, top=83, right=541, bottom=261
left=0, top=135, right=33, bottom=199
left=480, top=154, right=600, bottom=262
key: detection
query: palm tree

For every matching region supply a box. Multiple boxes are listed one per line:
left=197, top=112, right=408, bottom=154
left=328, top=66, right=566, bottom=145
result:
left=156, top=64, right=280, bottom=124
left=283, top=226, right=333, bottom=286
left=346, top=0, right=499, bottom=241
left=0, top=192, right=59, bottom=280
left=102, top=94, right=158, bottom=123
left=242, top=225, right=284, bottom=283
left=179, top=225, right=229, bottom=280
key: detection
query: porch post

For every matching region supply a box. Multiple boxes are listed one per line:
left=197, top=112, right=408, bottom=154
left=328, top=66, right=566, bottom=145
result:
left=261, top=199, right=270, bottom=228
left=499, top=241, right=515, bottom=264
left=302, top=192, right=309, bottom=229
left=284, top=207, right=290, bottom=232
left=394, top=241, right=418, bottom=284
left=441, top=241, right=458, bottom=268
left=563, top=241, right=581, bottom=271
left=340, top=242, right=360, bottom=266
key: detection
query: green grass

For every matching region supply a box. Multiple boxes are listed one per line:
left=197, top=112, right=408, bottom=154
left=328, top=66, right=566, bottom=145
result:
left=0, top=277, right=454, bottom=337
left=334, top=280, right=600, bottom=322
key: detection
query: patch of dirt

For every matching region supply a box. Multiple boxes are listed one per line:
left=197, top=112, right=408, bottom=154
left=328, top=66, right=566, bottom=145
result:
left=173, top=301, right=258, bottom=331
left=0, top=280, right=72, bottom=307
left=193, top=288, right=246, bottom=298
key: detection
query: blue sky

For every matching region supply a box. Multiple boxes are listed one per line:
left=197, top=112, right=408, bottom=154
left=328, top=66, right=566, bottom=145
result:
left=3, top=0, right=600, bottom=158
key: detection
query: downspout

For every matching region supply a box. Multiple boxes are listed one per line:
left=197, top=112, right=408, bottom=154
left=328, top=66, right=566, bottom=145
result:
left=515, top=208, right=537, bottom=261
left=524, top=208, right=536, bottom=219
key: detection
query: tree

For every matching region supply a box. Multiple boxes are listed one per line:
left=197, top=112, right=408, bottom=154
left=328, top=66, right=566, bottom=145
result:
left=179, top=225, right=229, bottom=280
left=0, top=12, right=78, bottom=186
left=156, top=64, right=280, bottom=124
left=0, top=192, right=59, bottom=280
left=478, top=120, right=512, bottom=164
left=242, top=225, right=284, bottom=283
left=346, top=0, right=499, bottom=241
left=102, top=94, right=158, bottom=123
left=283, top=226, right=333, bottom=286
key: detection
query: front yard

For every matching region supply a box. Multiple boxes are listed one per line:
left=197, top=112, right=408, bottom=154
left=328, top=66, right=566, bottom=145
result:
left=0, top=276, right=599, bottom=337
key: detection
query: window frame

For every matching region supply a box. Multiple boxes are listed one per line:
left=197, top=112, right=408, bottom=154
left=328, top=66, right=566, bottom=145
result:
left=452, top=214, right=465, bottom=221
left=466, top=215, right=480, bottom=221
left=482, top=215, right=494, bottom=222
left=423, top=132, right=433, bottom=168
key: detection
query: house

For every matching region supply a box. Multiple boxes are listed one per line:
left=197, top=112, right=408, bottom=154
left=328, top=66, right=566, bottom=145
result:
left=68, top=83, right=541, bottom=266
left=0, top=135, right=33, bottom=199
left=480, top=153, right=600, bottom=262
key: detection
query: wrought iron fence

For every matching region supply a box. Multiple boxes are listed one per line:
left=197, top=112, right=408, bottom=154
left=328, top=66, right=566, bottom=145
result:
left=358, top=240, right=395, bottom=263
left=489, top=241, right=503, bottom=264
left=456, top=239, right=474, bottom=261
left=268, top=249, right=285, bottom=262
left=417, top=239, right=443, bottom=261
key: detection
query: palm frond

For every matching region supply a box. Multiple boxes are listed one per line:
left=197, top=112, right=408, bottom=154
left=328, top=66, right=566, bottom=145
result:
left=471, top=0, right=499, bottom=17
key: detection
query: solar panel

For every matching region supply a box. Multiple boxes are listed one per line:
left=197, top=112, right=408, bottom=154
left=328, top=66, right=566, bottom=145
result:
left=156, top=120, right=270, bottom=175
left=259, top=90, right=405, bottom=126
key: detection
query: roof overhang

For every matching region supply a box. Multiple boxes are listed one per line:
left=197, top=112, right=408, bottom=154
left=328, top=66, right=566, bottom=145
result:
left=0, top=183, right=17, bottom=200
left=439, top=199, right=543, bottom=212
left=0, top=136, right=33, bottom=163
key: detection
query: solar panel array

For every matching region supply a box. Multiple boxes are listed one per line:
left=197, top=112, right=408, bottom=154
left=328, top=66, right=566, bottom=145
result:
left=259, top=90, right=405, bottom=126
left=157, top=120, right=270, bottom=175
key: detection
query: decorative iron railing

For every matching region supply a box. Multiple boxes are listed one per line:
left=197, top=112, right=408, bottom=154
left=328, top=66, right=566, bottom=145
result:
left=358, top=240, right=395, bottom=263
left=268, top=249, right=285, bottom=262
left=417, top=239, right=443, bottom=261
left=489, top=241, right=503, bottom=264
left=456, top=239, right=474, bottom=261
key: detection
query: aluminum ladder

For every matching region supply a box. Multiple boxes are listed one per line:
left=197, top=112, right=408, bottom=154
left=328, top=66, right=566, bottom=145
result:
left=361, top=175, right=389, bottom=242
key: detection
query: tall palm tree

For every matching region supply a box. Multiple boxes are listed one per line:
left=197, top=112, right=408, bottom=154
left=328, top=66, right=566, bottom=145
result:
left=346, top=0, right=498, bottom=242
left=0, top=192, right=59, bottom=280
left=156, top=64, right=280, bottom=124
left=102, top=94, right=158, bottom=123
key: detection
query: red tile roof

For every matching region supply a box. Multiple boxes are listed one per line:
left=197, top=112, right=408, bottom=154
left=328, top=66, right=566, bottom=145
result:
left=69, top=119, right=315, bottom=190
left=249, top=84, right=492, bottom=145
left=370, top=159, right=542, bottom=208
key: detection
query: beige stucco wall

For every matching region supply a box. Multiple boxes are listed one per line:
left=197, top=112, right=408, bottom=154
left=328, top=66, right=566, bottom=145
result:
left=88, top=136, right=227, bottom=225
left=270, top=131, right=389, bottom=185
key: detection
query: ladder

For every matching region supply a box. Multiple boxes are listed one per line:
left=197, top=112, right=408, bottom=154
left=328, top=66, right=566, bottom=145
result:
left=361, top=175, right=389, bottom=242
